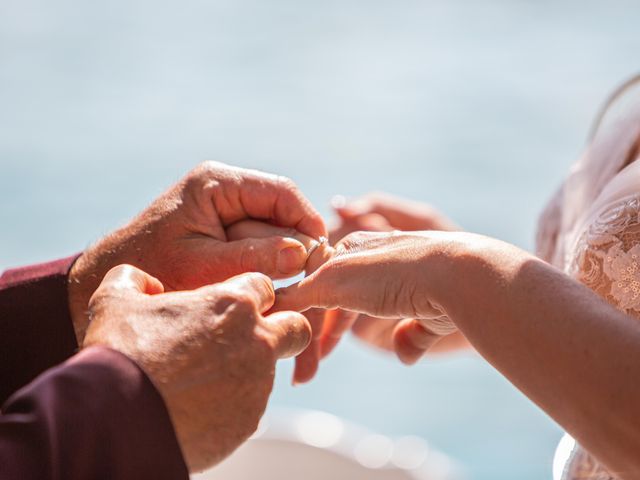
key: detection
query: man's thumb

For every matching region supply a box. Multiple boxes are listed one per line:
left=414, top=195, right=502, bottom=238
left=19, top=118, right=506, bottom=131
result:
left=210, top=237, right=309, bottom=279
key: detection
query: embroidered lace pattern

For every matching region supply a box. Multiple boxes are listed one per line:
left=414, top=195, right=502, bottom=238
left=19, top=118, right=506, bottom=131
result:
left=569, top=194, right=640, bottom=317
left=561, top=194, right=640, bottom=480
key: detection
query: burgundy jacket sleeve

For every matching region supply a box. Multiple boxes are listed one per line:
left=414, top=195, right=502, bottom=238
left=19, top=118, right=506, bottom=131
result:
left=0, top=259, right=189, bottom=478
left=0, top=346, right=189, bottom=479
left=0, top=256, right=80, bottom=404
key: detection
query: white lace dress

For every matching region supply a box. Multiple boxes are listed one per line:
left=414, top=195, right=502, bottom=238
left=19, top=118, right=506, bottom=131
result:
left=535, top=80, right=640, bottom=480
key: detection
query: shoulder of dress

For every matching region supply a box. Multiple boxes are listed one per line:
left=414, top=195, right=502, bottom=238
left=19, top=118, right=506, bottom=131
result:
left=568, top=192, right=640, bottom=315
left=583, top=193, right=640, bottom=245
left=565, top=159, right=640, bottom=266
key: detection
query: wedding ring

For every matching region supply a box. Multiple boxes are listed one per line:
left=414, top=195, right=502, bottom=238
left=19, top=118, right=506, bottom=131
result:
left=306, top=236, right=328, bottom=258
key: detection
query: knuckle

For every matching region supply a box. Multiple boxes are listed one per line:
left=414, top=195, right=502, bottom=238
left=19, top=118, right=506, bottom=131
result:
left=187, top=162, right=218, bottom=186
left=201, top=287, right=240, bottom=316
left=252, top=272, right=274, bottom=294
left=277, top=175, right=297, bottom=192
left=238, top=272, right=275, bottom=303
left=337, top=231, right=370, bottom=251
left=87, top=290, right=117, bottom=320
left=185, top=161, right=228, bottom=192
left=223, top=295, right=258, bottom=322
left=88, top=287, right=115, bottom=308
left=318, top=256, right=342, bottom=274
left=234, top=291, right=256, bottom=309
left=197, top=160, right=223, bottom=175
left=109, top=264, right=131, bottom=276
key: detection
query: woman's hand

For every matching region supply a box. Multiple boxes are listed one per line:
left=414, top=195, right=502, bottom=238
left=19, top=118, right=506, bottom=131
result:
left=330, top=191, right=460, bottom=242
left=323, top=193, right=466, bottom=363
left=279, top=225, right=640, bottom=478
left=347, top=314, right=471, bottom=363
left=275, top=231, right=462, bottom=359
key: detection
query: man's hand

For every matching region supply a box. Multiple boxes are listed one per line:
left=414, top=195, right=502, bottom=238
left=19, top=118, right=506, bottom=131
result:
left=84, top=264, right=311, bottom=472
left=69, top=161, right=326, bottom=344
left=223, top=219, right=334, bottom=384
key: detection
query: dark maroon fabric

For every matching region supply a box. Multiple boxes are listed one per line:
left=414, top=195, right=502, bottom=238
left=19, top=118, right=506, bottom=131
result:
left=0, top=346, right=189, bottom=479
left=0, top=255, right=80, bottom=403
left=0, top=259, right=189, bottom=478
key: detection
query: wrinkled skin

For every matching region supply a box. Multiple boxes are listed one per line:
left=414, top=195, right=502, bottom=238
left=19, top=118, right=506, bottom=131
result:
left=225, top=219, right=334, bottom=383
left=322, top=192, right=467, bottom=364
left=84, top=265, right=311, bottom=472
left=234, top=192, right=465, bottom=380
left=274, top=230, right=462, bottom=358
left=69, top=161, right=326, bottom=344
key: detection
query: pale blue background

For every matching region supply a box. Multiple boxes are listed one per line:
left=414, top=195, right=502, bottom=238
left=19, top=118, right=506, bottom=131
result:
left=1, top=1, right=639, bottom=478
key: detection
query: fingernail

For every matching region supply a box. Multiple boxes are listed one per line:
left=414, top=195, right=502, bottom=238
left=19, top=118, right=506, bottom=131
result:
left=277, top=246, right=305, bottom=275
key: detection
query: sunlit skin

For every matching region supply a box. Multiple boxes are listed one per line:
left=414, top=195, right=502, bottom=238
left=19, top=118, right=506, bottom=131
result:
left=64, top=160, right=640, bottom=477
left=226, top=219, right=334, bottom=383
left=84, top=265, right=311, bottom=473
left=324, top=192, right=469, bottom=361
left=225, top=193, right=470, bottom=381
left=273, top=227, right=640, bottom=479
left=68, top=160, right=327, bottom=346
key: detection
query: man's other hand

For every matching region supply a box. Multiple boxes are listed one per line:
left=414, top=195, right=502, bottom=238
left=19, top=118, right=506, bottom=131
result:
left=84, top=264, right=311, bottom=472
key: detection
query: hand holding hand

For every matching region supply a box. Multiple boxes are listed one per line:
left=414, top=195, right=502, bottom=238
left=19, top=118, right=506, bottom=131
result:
left=321, top=193, right=463, bottom=363
left=84, top=265, right=311, bottom=471
left=69, top=161, right=326, bottom=343
left=223, top=218, right=335, bottom=383
left=275, top=231, right=461, bottom=361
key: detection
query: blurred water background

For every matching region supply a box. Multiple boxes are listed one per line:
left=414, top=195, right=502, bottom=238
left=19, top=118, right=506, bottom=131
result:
left=1, top=1, right=639, bottom=478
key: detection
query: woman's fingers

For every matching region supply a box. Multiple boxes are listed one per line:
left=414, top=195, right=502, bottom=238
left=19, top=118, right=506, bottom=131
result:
left=351, top=315, right=451, bottom=363
left=277, top=231, right=445, bottom=323
left=392, top=318, right=444, bottom=365
left=273, top=278, right=324, bottom=313
left=319, top=309, right=360, bottom=358
left=333, top=192, right=459, bottom=232
left=293, top=308, right=324, bottom=383
left=333, top=193, right=424, bottom=230
left=351, top=315, right=397, bottom=351
left=329, top=214, right=393, bottom=245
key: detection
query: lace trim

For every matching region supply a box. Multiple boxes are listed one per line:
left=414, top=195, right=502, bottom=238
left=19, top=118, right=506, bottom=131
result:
left=568, top=194, right=640, bottom=317
left=560, top=194, right=640, bottom=480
